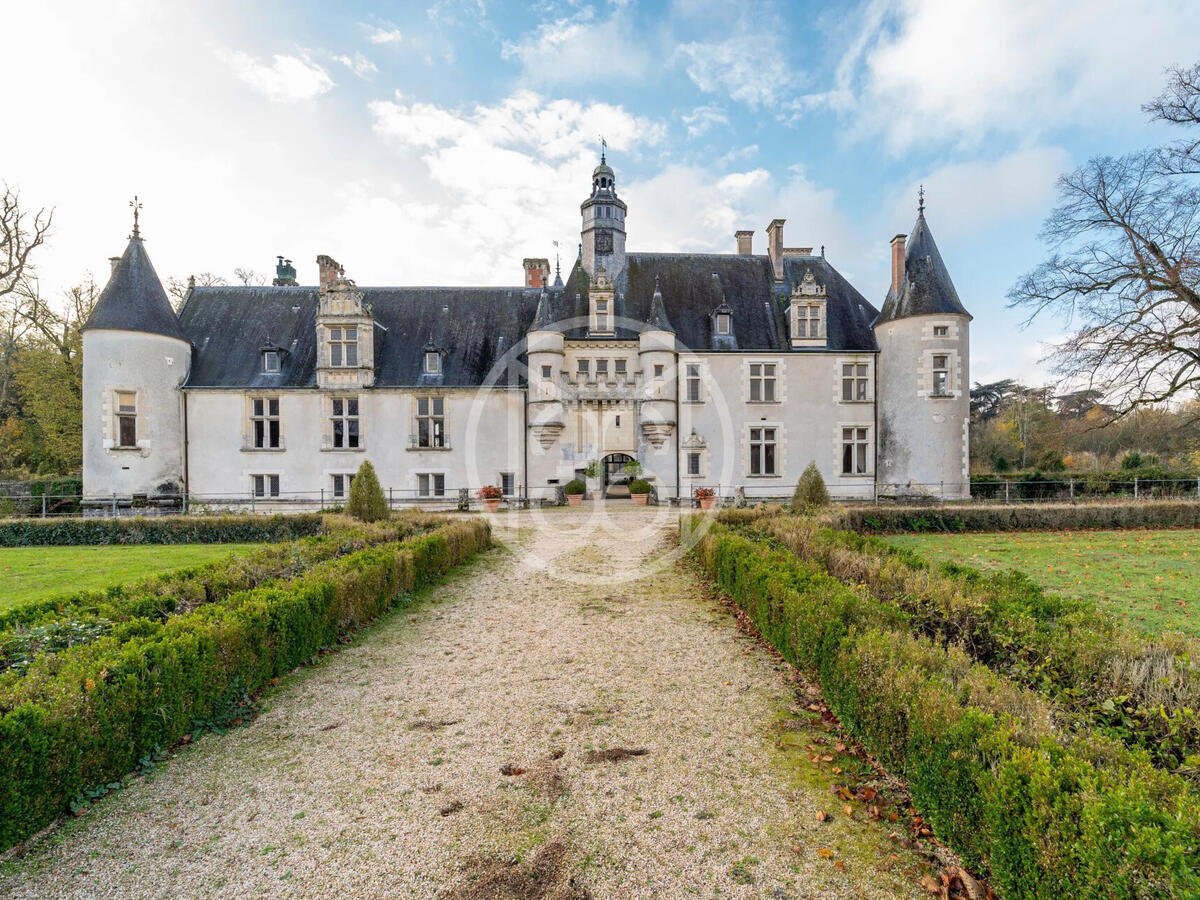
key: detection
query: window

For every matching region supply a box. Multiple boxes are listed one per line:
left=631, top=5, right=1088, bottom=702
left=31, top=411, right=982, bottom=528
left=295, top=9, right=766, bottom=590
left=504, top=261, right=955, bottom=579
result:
left=685, top=364, right=702, bottom=402
left=332, top=473, right=354, bottom=499
left=596, top=359, right=609, bottom=378
left=417, top=473, right=445, bottom=497
left=415, top=396, right=446, bottom=448
left=577, top=358, right=590, bottom=378
left=687, top=452, right=701, bottom=476
left=748, top=363, right=777, bottom=402
left=263, top=350, right=280, bottom=373
left=841, top=364, right=869, bottom=402
left=500, top=472, right=515, bottom=496
left=795, top=304, right=822, bottom=338
left=328, top=326, right=358, bottom=367
left=331, top=397, right=360, bottom=449
left=615, top=415, right=621, bottom=427
left=715, top=312, right=731, bottom=335
left=654, top=364, right=664, bottom=378
left=933, top=325, right=949, bottom=337
left=541, top=365, right=552, bottom=380
left=749, top=427, right=778, bottom=475
left=932, top=355, right=950, bottom=396
left=115, top=391, right=137, bottom=447
left=251, top=397, right=281, bottom=448
left=252, top=474, right=280, bottom=498
left=595, top=300, right=610, bottom=332
left=424, top=351, right=441, bottom=374
left=842, top=427, right=870, bottom=475
left=614, top=359, right=627, bottom=376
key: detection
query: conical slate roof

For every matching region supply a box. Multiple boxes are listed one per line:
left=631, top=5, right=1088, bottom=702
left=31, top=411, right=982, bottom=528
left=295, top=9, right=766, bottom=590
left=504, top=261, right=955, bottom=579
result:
left=876, top=212, right=970, bottom=324
left=647, top=277, right=674, bottom=332
left=84, top=237, right=186, bottom=341
left=530, top=288, right=559, bottom=332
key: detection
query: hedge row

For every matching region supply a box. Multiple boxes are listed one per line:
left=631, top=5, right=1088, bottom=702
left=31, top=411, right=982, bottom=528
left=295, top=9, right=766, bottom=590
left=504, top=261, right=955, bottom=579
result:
left=687, top=521, right=1200, bottom=897
left=0, top=513, right=327, bottom=547
left=751, top=513, right=1200, bottom=771
left=970, top=470, right=1200, bottom=501
left=833, top=500, right=1200, bottom=533
left=0, top=518, right=490, bottom=852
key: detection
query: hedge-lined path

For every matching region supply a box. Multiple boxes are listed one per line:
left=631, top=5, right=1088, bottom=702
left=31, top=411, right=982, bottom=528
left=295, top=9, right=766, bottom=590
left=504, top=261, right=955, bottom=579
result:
left=2, top=507, right=927, bottom=899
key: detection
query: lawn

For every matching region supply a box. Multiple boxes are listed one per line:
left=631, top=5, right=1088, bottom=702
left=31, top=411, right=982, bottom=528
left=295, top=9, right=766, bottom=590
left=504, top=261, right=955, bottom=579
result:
left=0, top=544, right=261, bottom=611
left=884, top=529, right=1200, bottom=636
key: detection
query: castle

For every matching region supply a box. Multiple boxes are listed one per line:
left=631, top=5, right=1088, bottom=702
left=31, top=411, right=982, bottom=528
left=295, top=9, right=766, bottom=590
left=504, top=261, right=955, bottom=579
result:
left=81, top=158, right=971, bottom=507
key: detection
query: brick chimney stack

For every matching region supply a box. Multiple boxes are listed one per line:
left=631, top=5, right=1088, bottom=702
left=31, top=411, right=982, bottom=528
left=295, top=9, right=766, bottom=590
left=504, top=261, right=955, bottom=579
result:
left=317, top=254, right=344, bottom=293
left=890, top=234, right=907, bottom=295
left=735, top=230, right=754, bottom=255
left=523, top=258, right=551, bottom=288
left=766, top=219, right=785, bottom=281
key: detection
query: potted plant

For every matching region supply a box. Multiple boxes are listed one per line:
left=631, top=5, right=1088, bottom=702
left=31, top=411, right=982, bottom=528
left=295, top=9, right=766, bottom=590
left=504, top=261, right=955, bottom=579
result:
left=622, top=460, right=643, bottom=479
left=563, top=479, right=586, bottom=506
left=478, top=484, right=503, bottom=512
left=629, top=478, right=651, bottom=505
left=583, top=460, right=603, bottom=500
left=694, top=486, right=716, bottom=510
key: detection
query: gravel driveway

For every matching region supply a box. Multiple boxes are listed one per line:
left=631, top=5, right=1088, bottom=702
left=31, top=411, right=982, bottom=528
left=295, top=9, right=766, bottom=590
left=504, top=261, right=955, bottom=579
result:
left=1, top=506, right=926, bottom=899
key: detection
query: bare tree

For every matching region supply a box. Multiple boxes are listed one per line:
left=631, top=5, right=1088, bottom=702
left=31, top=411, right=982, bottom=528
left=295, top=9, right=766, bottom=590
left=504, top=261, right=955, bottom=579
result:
left=0, top=185, right=53, bottom=416
left=165, top=272, right=226, bottom=311
left=1009, top=64, right=1200, bottom=421
left=233, top=267, right=267, bottom=286
left=1144, top=62, right=1200, bottom=174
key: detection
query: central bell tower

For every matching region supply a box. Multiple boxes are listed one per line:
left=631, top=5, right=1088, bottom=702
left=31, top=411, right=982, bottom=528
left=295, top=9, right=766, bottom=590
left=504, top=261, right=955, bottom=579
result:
left=580, top=152, right=627, bottom=280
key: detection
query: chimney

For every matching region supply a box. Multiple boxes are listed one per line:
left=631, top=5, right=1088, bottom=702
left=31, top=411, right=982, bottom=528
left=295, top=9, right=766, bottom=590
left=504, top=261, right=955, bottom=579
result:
left=523, top=257, right=551, bottom=288
left=273, top=255, right=298, bottom=286
left=109, top=256, right=121, bottom=275
left=890, top=234, right=907, bottom=295
left=317, top=254, right=343, bottom=293
left=735, top=230, right=754, bottom=255
left=766, top=219, right=785, bottom=281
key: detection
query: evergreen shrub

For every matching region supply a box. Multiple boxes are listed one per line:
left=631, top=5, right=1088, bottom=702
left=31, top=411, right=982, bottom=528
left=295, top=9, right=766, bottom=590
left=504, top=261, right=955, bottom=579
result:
left=345, top=460, right=388, bottom=522
left=791, top=462, right=830, bottom=511
left=0, top=513, right=325, bottom=547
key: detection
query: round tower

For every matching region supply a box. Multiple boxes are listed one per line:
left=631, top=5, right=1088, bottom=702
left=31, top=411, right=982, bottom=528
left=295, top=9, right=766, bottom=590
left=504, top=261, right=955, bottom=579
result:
left=874, top=196, right=971, bottom=500
left=638, top=278, right=677, bottom=459
left=580, top=151, right=627, bottom=280
left=82, top=214, right=191, bottom=505
left=525, top=289, right=566, bottom=454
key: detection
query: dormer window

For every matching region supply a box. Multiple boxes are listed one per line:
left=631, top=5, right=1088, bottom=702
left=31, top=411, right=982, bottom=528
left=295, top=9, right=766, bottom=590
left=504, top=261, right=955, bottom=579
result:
left=789, top=268, right=827, bottom=348
left=715, top=312, right=731, bottom=335
left=424, top=350, right=441, bottom=375
left=596, top=300, right=610, bottom=333
left=794, top=304, right=822, bottom=338
left=263, top=350, right=280, bottom=373
left=328, top=326, right=358, bottom=367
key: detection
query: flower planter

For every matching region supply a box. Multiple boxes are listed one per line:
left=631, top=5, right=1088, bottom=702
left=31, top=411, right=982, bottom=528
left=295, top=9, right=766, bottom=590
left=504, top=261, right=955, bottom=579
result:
left=699, top=497, right=716, bottom=510
left=484, top=498, right=501, bottom=512
left=591, top=491, right=603, bottom=501
left=631, top=493, right=649, bottom=505
left=567, top=494, right=583, bottom=506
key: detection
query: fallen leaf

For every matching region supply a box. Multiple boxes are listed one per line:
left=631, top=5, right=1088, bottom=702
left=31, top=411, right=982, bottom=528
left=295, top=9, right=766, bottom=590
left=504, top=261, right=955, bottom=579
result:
left=919, top=874, right=941, bottom=894
left=817, top=848, right=834, bottom=860
left=843, top=804, right=853, bottom=816
left=815, top=810, right=829, bottom=822
left=834, top=860, right=845, bottom=871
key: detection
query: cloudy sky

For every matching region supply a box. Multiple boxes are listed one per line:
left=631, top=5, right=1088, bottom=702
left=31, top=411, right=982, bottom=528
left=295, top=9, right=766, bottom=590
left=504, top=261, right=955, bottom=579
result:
left=7, top=0, right=1199, bottom=383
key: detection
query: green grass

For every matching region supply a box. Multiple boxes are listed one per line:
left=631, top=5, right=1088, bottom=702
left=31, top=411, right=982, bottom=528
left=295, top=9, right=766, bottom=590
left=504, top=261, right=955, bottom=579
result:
left=884, top=529, right=1200, bottom=636
left=0, top=544, right=262, bottom=611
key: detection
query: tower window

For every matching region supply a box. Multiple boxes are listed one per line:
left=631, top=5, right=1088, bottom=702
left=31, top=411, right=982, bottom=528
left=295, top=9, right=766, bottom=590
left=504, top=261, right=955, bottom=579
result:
left=933, top=325, right=949, bottom=337
left=114, top=391, right=137, bottom=448
left=841, top=364, right=869, bottom=402
left=424, top=351, right=441, bottom=375
left=541, top=365, right=552, bottom=380
left=654, top=364, right=664, bottom=378
left=748, top=427, right=778, bottom=476
left=748, top=363, right=777, bottom=402
left=331, top=396, right=360, bottom=449
left=251, top=396, right=281, bottom=448
left=842, top=428, right=870, bottom=475
left=328, top=326, right=358, bottom=367
left=932, top=355, right=950, bottom=396
left=415, top=396, right=446, bottom=448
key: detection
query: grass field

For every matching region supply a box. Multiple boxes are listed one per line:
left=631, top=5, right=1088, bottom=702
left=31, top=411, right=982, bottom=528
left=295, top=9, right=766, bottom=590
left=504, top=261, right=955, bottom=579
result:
left=0, top=544, right=261, bottom=611
left=885, top=529, right=1200, bottom=636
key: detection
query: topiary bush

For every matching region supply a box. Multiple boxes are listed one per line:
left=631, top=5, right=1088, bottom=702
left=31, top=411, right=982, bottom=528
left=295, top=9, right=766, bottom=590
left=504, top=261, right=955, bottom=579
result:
left=628, top=479, right=651, bottom=494
left=792, top=462, right=830, bottom=511
left=345, top=460, right=388, bottom=522
left=563, top=479, right=586, bottom=495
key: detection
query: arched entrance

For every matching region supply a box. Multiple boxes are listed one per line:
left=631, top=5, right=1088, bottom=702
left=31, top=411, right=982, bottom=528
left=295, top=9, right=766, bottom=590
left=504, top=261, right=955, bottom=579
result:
left=601, top=452, right=636, bottom=498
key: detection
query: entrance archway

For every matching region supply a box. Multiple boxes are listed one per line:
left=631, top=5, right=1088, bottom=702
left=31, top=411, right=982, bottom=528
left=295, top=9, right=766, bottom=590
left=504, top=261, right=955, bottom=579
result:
left=601, top=453, right=636, bottom=498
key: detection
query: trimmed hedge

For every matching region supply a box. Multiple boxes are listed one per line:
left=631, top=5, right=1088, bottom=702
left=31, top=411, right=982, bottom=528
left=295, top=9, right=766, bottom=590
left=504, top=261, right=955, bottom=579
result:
left=0, top=518, right=490, bottom=852
left=833, top=501, right=1200, bottom=534
left=688, top=521, right=1200, bottom=897
left=0, top=513, right=326, bottom=547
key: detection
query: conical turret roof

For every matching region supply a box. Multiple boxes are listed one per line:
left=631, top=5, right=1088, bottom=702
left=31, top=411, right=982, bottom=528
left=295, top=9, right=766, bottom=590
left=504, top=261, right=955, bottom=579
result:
left=530, top=288, right=559, bottom=332
left=876, top=211, right=970, bottom=325
left=84, top=237, right=186, bottom=341
left=648, top=276, right=674, bottom=332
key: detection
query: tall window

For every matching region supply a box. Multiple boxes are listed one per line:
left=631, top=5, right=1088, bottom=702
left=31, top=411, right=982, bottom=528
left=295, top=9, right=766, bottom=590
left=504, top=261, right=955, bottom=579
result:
left=596, top=359, right=609, bottom=379
left=331, top=397, right=360, bottom=449
left=332, top=473, right=354, bottom=499
left=749, top=426, right=777, bottom=475
left=841, top=364, right=869, bottom=402
left=424, top=351, right=441, bottom=375
left=595, top=300, right=610, bottom=332
left=115, top=391, right=137, bottom=448
left=252, top=474, right=280, bottom=498
left=685, top=364, right=702, bottom=402
left=577, top=359, right=590, bottom=379
left=932, top=355, right=950, bottom=395
left=417, top=473, right=445, bottom=497
left=416, top=396, right=446, bottom=448
left=842, top=427, right=870, bottom=475
left=715, top=312, right=732, bottom=335
left=328, top=326, right=358, bottom=367
left=795, top=304, right=821, bottom=338
left=251, top=397, right=281, bottom=448
left=500, top=472, right=515, bottom=496
left=687, top=452, right=701, bottom=476
left=748, top=363, right=777, bottom=402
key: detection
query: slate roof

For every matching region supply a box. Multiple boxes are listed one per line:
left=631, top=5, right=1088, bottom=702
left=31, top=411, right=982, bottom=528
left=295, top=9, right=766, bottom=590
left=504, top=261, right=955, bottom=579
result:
left=876, top=212, right=971, bottom=324
left=84, top=238, right=186, bottom=341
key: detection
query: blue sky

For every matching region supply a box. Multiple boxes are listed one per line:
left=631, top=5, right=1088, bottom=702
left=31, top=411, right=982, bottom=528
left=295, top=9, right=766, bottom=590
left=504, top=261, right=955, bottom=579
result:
left=8, top=0, right=1200, bottom=384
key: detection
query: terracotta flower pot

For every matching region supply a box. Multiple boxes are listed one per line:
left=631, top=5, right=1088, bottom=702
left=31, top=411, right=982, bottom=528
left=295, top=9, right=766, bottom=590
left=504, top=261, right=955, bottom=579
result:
left=631, top=493, right=648, bottom=505
left=567, top=494, right=583, bottom=506
left=484, top=498, right=501, bottom=512
left=591, top=491, right=603, bottom=501
left=699, top=497, right=716, bottom=510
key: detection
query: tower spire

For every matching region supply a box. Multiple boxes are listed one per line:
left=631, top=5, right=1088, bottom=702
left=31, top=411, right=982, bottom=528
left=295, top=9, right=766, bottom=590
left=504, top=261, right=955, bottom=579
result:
left=918, top=184, right=925, bottom=216
left=129, top=195, right=143, bottom=240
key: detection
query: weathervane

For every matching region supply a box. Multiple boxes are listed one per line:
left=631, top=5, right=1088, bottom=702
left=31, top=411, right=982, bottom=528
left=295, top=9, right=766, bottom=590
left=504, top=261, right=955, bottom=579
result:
left=129, top=195, right=143, bottom=239
left=918, top=184, right=925, bottom=215
left=552, top=240, right=561, bottom=280
left=599, top=135, right=606, bottom=164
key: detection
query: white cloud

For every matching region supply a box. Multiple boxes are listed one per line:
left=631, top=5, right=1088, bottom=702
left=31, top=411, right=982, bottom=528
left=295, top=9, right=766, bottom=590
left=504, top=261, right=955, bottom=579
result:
left=500, top=6, right=651, bottom=84
left=681, top=105, right=728, bottom=138
left=365, top=23, right=403, bottom=44
left=220, top=50, right=334, bottom=103
left=334, top=53, right=378, bottom=79
left=676, top=32, right=794, bottom=108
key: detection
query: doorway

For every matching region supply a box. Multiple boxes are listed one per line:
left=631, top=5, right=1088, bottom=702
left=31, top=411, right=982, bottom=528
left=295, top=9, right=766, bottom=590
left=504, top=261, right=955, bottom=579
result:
left=602, top=453, right=636, bottom=498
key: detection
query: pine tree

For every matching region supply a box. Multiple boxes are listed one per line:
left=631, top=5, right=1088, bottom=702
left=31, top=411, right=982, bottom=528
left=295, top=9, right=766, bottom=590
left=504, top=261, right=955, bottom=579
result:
left=792, top=462, right=830, bottom=512
left=346, top=459, right=389, bottom=522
